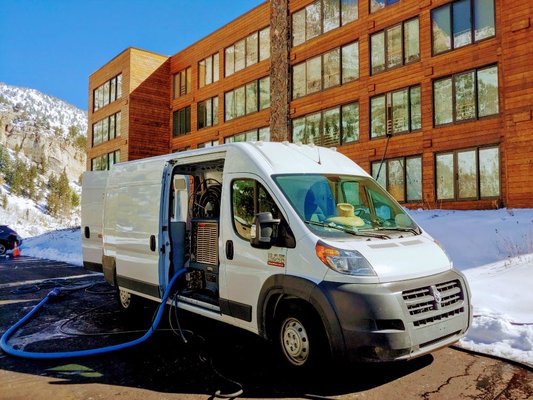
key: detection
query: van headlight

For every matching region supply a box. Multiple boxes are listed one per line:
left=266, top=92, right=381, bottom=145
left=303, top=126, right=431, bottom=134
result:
left=315, top=241, right=376, bottom=276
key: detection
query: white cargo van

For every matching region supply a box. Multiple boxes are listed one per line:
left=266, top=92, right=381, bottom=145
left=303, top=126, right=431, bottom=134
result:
left=82, top=142, right=471, bottom=367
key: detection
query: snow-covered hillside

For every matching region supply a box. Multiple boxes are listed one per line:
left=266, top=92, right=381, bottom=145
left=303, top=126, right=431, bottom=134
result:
left=0, top=82, right=87, bottom=183
left=0, top=83, right=87, bottom=235
left=0, top=82, right=86, bottom=138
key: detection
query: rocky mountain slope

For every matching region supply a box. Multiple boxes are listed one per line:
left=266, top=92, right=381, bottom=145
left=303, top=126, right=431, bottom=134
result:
left=0, top=82, right=87, bottom=182
left=0, top=82, right=88, bottom=236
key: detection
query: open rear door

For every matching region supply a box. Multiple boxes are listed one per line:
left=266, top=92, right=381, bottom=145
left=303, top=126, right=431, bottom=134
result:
left=81, top=171, right=109, bottom=272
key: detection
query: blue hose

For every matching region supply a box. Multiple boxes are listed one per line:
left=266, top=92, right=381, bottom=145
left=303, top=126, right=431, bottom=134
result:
left=0, top=269, right=185, bottom=359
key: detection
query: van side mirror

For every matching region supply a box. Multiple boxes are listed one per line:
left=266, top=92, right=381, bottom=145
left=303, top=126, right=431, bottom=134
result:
left=250, top=212, right=280, bottom=249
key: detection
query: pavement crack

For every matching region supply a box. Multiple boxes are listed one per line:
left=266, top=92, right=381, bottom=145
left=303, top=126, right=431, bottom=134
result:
left=421, top=358, right=477, bottom=400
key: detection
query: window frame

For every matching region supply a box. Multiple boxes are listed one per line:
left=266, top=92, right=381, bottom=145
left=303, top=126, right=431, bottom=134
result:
left=93, top=74, right=122, bottom=112
left=225, top=26, right=271, bottom=77
left=370, top=17, right=420, bottom=76
left=434, top=145, right=500, bottom=201
left=292, top=41, right=359, bottom=100
left=291, top=0, right=359, bottom=47
left=90, top=149, right=121, bottom=171
left=291, top=101, right=360, bottom=146
left=224, top=127, right=270, bottom=143
left=433, top=64, right=499, bottom=127
left=173, top=67, right=192, bottom=99
left=172, top=106, right=191, bottom=137
left=92, top=111, right=121, bottom=147
left=224, top=77, right=270, bottom=122
left=431, top=0, right=496, bottom=56
left=371, top=155, right=423, bottom=203
left=369, top=84, right=422, bottom=139
left=198, top=53, right=219, bottom=89
left=197, top=96, right=219, bottom=130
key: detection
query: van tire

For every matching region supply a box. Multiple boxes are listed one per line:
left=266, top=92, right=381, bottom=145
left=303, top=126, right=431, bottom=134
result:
left=276, top=303, right=328, bottom=369
left=117, top=288, right=141, bottom=314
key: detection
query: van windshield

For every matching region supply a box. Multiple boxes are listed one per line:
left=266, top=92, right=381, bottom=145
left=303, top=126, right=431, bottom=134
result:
left=274, top=174, right=420, bottom=239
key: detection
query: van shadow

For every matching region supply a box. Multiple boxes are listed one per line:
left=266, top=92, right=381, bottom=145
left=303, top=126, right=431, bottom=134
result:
left=0, top=287, right=433, bottom=398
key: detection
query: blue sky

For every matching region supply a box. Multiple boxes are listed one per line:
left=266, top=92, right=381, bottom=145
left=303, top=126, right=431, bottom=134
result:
left=0, top=0, right=264, bottom=111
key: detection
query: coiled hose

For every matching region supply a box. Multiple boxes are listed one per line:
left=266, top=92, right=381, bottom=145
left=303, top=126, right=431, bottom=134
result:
left=0, top=269, right=185, bottom=359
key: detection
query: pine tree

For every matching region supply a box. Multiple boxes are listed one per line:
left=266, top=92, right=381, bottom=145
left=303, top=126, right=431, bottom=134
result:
left=10, top=158, right=27, bottom=196
left=27, top=164, right=39, bottom=200
left=46, top=174, right=60, bottom=216
left=68, top=125, right=80, bottom=139
left=46, top=170, right=76, bottom=217
left=38, top=157, right=48, bottom=175
left=71, top=191, right=80, bottom=208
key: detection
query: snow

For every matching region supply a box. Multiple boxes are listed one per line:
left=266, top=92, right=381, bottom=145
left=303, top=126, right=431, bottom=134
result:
left=21, top=228, right=82, bottom=266
left=0, top=183, right=80, bottom=238
left=0, top=82, right=87, bottom=137
left=410, top=209, right=533, bottom=268
left=13, top=208, right=533, bottom=368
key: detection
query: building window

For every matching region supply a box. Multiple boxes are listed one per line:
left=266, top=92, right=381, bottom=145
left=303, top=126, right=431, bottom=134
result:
left=224, top=127, right=270, bottom=143
left=93, top=74, right=122, bottom=111
left=292, top=41, right=358, bottom=99
left=292, top=102, right=359, bottom=146
left=197, top=140, right=219, bottom=148
left=225, top=77, right=270, bottom=121
left=436, top=146, right=500, bottom=200
left=173, top=67, right=192, bottom=99
left=172, top=106, right=191, bottom=137
left=432, top=0, right=495, bottom=56
left=370, top=18, right=419, bottom=75
left=370, top=0, right=399, bottom=14
left=370, top=85, right=421, bottom=138
left=371, top=156, right=422, bottom=202
left=172, top=147, right=190, bottom=153
left=225, top=27, right=270, bottom=77
left=292, top=0, right=358, bottom=47
left=91, top=150, right=121, bottom=171
left=197, top=96, right=219, bottom=129
left=433, top=65, right=498, bottom=126
left=92, top=112, right=121, bottom=147
left=199, top=53, right=219, bottom=88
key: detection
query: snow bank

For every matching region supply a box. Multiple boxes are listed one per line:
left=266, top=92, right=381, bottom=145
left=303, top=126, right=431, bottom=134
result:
left=411, top=208, right=533, bottom=269
left=20, top=228, right=82, bottom=266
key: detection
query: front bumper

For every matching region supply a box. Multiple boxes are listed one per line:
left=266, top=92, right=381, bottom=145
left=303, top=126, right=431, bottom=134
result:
left=319, top=269, right=472, bottom=362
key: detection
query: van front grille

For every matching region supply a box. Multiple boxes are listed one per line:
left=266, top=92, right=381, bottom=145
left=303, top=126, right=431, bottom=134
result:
left=402, top=279, right=465, bottom=327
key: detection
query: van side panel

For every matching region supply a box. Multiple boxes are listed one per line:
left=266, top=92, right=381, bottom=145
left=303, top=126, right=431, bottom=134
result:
left=81, top=171, right=109, bottom=272
left=104, top=160, right=166, bottom=298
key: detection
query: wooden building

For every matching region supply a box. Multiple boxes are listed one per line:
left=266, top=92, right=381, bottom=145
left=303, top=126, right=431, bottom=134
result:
left=87, top=0, right=533, bottom=209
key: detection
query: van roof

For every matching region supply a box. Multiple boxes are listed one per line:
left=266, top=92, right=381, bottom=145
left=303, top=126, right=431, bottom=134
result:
left=237, top=142, right=369, bottom=177
left=106, top=142, right=369, bottom=178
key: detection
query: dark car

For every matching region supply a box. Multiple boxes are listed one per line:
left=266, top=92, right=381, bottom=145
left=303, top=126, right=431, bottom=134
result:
left=0, top=225, right=23, bottom=255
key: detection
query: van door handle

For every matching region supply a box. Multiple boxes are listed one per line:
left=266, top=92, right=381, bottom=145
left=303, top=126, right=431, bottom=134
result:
left=84, top=226, right=90, bottom=239
left=150, top=235, right=156, bottom=252
left=225, top=240, right=234, bottom=260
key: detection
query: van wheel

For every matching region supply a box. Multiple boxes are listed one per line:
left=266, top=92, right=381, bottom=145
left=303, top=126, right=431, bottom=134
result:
left=117, top=288, right=140, bottom=313
left=276, top=303, right=328, bottom=368
left=0, top=242, right=6, bottom=255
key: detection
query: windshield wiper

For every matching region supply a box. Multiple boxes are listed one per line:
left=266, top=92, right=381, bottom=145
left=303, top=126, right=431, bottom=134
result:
left=377, top=226, right=421, bottom=235
left=304, top=220, right=390, bottom=240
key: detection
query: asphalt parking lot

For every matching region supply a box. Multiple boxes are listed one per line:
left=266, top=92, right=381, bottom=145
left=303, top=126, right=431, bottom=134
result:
left=1, top=255, right=532, bottom=400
